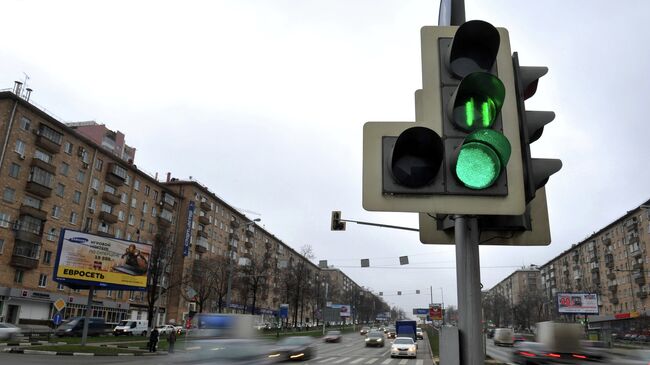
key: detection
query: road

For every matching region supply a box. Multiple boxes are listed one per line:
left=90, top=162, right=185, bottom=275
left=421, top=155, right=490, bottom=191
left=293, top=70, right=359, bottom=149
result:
left=0, top=332, right=434, bottom=365
left=485, top=336, right=650, bottom=365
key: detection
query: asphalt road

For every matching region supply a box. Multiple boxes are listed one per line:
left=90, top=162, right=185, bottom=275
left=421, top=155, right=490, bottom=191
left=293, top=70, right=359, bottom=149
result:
left=0, top=332, right=434, bottom=365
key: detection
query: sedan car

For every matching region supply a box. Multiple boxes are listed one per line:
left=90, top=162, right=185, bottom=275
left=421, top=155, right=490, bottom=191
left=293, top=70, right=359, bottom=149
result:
left=324, top=330, right=342, bottom=343
left=386, top=327, right=397, bottom=339
left=390, top=337, right=417, bottom=358
left=0, top=323, right=20, bottom=340
left=155, top=324, right=180, bottom=336
left=416, top=328, right=424, bottom=340
left=268, top=336, right=315, bottom=361
left=360, top=327, right=370, bottom=335
left=512, top=341, right=607, bottom=364
left=365, top=331, right=385, bottom=347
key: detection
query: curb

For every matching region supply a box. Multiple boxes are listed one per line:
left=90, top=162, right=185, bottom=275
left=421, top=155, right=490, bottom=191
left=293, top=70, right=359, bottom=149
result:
left=3, top=348, right=167, bottom=356
left=0, top=341, right=66, bottom=347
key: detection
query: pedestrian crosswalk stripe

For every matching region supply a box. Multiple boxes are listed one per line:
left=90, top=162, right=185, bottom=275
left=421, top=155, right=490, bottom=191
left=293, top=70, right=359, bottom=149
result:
left=381, top=359, right=393, bottom=364
left=415, top=360, right=423, bottom=365
left=318, top=357, right=336, bottom=363
left=333, top=357, right=351, bottom=364
left=399, top=359, right=408, bottom=365
left=350, top=358, right=365, bottom=364
left=365, top=358, right=379, bottom=364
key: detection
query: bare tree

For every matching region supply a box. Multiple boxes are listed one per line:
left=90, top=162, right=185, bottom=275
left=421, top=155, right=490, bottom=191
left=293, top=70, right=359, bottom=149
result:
left=236, top=248, right=273, bottom=315
left=145, top=230, right=182, bottom=328
left=183, top=256, right=225, bottom=313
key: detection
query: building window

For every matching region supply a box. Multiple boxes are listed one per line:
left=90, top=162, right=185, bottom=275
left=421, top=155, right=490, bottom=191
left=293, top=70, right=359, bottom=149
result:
left=29, top=166, right=54, bottom=188
left=43, top=250, right=52, bottom=264
left=134, top=179, right=140, bottom=191
left=3, top=188, right=15, bottom=203
left=118, top=211, right=125, bottom=221
left=14, top=139, right=26, bottom=156
left=20, top=116, right=31, bottom=131
left=148, top=223, right=154, bottom=234
left=98, top=222, right=109, bottom=233
left=125, top=175, right=130, bottom=186
left=128, top=213, right=135, bottom=226
left=64, top=141, right=73, bottom=154
left=95, top=158, right=103, bottom=171
left=56, top=183, right=65, bottom=197
left=101, top=203, right=112, bottom=214
left=34, top=149, right=52, bottom=163
left=131, top=198, right=136, bottom=208
left=142, top=202, right=148, bottom=213
left=153, top=191, right=158, bottom=201
left=60, top=162, right=69, bottom=176
left=77, top=170, right=86, bottom=183
left=104, top=184, right=117, bottom=195
left=70, top=212, right=78, bottom=225
left=144, top=185, right=150, bottom=196
left=47, top=228, right=57, bottom=241
left=52, top=205, right=62, bottom=219
left=73, top=191, right=82, bottom=204
left=139, top=219, right=145, bottom=229
left=0, top=238, right=4, bottom=254
left=38, top=274, right=47, bottom=287
left=14, top=269, right=24, bottom=283
left=0, top=212, right=11, bottom=228
left=91, top=177, right=100, bottom=191
left=9, top=163, right=20, bottom=178
left=115, top=228, right=122, bottom=239
left=151, top=206, right=157, bottom=218
left=88, top=197, right=96, bottom=211
left=121, top=193, right=128, bottom=204
left=38, top=124, right=63, bottom=145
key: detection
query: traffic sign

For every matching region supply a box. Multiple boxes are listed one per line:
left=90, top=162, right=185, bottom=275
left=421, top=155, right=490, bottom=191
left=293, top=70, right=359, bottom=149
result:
left=54, top=299, right=66, bottom=312
left=52, top=312, right=62, bottom=326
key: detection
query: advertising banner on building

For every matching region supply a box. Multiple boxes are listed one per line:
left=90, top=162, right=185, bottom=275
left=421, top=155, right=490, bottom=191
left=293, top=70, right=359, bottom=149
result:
left=53, top=229, right=152, bottom=290
left=557, top=293, right=599, bottom=314
left=183, top=201, right=195, bottom=257
left=429, top=303, right=443, bottom=320
left=330, top=304, right=352, bottom=317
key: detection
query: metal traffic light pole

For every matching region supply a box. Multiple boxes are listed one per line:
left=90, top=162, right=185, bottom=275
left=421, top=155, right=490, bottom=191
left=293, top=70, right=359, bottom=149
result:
left=441, top=1, right=486, bottom=365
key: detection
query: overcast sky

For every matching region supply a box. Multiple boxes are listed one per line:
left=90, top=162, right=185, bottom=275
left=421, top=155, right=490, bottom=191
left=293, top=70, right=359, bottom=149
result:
left=2, top=0, right=649, bottom=315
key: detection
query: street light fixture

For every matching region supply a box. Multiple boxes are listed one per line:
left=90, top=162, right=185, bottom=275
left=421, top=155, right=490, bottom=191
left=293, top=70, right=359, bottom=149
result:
left=225, top=218, right=261, bottom=312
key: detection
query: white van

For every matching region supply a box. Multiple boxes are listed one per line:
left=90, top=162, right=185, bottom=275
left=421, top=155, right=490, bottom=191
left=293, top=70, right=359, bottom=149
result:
left=493, top=328, right=514, bottom=346
left=113, top=320, right=149, bottom=336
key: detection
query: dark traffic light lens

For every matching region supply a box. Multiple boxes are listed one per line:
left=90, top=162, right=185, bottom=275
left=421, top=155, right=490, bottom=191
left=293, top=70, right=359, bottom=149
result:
left=390, top=127, right=444, bottom=188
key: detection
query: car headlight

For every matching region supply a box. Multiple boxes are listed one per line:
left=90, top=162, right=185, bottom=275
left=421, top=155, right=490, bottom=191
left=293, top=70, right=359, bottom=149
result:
left=365, top=338, right=370, bottom=341
left=65, top=329, right=72, bottom=332
left=378, top=338, right=383, bottom=341
left=409, top=345, right=416, bottom=352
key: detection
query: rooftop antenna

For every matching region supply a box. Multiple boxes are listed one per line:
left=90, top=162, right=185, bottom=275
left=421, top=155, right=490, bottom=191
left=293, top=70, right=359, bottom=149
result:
left=22, top=72, right=30, bottom=98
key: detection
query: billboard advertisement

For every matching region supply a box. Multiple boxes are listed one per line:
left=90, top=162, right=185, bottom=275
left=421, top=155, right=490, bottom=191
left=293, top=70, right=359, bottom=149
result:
left=429, top=303, right=443, bottom=320
left=557, top=293, right=599, bottom=314
left=53, top=229, right=152, bottom=290
left=413, top=308, right=429, bottom=315
left=330, top=304, right=352, bottom=317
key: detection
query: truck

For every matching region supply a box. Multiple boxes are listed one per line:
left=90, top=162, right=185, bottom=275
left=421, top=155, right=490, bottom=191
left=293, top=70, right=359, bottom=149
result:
left=395, top=320, right=417, bottom=342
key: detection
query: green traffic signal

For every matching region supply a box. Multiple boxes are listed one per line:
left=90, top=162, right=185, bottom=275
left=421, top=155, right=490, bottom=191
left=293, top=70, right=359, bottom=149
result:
left=450, top=72, right=505, bottom=132
left=455, top=129, right=511, bottom=190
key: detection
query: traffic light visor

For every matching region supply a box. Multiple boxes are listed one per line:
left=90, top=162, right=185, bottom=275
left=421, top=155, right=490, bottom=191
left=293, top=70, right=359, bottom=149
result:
left=448, top=20, right=500, bottom=78
left=455, top=129, right=511, bottom=190
left=450, top=72, right=505, bottom=132
left=390, top=127, right=444, bottom=188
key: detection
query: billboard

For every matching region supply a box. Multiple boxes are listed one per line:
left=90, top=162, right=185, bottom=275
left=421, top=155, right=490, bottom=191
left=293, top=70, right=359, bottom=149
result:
left=53, top=229, right=152, bottom=290
left=429, top=303, right=443, bottom=320
left=330, top=304, right=352, bottom=317
left=557, top=293, right=599, bottom=314
left=413, top=308, right=429, bottom=315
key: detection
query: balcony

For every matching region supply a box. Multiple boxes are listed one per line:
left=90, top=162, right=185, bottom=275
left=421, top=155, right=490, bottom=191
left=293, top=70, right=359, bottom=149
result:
left=20, top=204, right=47, bottom=221
left=98, top=211, right=118, bottom=224
left=265, top=242, right=273, bottom=250
left=101, top=192, right=121, bottom=205
left=608, top=283, right=618, bottom=292
left=96, top=231, right=114, bottom=238
left=605, top=254, right=614, bottom=268
left=229, top=233, right=240, bottom=241
left=197, top=230, right=208, bottom=239
left=245, top=240, right=253, bottom=249
left=200, top=200, right=211, bottom=211
left=637, top=291, right=648, bottom=299
left=198, top=215, right=210, bottom=225
left=591, top=265, right=599, bottom=273
left=195, top=237, right=208, bottom=253
left=158, top=215, right=171, bottom=228
left=30, top=158, right=56, bottom=174
left=633, top=272, right=646, bottom=285
left=105, top=163, right=127, bottom=186
left=611, top=297, right=619, bottom=305
left=230, top=218, right=240, bottom=228
left=35, top=133, right=61, bottom=154
left=633, top=263, right=644, bottom=271
left=25, top=181, right=52, bottom=198
left=11, top=242, right=40, bottom=269
left=607, top=272, right=616, bottom=280
left=161, top=193, right=176, bottom=209
left=245, top=225, right=255, bottom=236
left=603, top=238, right=612, bottom=246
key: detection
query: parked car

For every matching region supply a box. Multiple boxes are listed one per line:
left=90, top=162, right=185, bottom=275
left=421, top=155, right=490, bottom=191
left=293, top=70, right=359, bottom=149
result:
left=390, top=337, right=417, bottom=358
left=55, top=317, right=106, bottom=337
left=113, top=320, right=148, bottom=336
left=268, top=336, right=316, bottom=361
left=0, top=323, right=20, bottom=340
left=324, top=330, right=342, bottom=343
left=365, top=331, right=385, bottom=347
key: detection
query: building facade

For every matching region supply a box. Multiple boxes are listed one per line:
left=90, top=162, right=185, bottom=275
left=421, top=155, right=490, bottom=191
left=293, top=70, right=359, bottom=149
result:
left=67, top=121, right=136, bottom=163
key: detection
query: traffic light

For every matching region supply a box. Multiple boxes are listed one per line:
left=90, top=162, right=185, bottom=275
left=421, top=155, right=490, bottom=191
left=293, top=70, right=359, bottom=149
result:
left=330, top=211, right=346, bottom=231
left=363, top=20, right=525, bottom=215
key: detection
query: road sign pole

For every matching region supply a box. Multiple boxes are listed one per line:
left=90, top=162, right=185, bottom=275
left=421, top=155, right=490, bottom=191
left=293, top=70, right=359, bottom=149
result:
left=81, top=285, right=94, bottom=346
left=455, top=215, right=483, bottom=365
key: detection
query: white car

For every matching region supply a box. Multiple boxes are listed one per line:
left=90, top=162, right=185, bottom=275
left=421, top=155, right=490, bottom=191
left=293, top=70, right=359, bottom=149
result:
left=0, top=323, right=20, bottom=340
left=155, top=324, right=180, bottom=336
left=390, top=337, right=417, bottom=358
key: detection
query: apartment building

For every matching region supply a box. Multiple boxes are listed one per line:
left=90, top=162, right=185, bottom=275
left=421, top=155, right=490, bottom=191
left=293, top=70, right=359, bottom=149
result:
left=67, top=121, right=136, bottom=163
left=321, top=267, right=361, bottom=304
left=0, top=85, right=180, bottom=326
left=488, top=266, right=540, bottom=307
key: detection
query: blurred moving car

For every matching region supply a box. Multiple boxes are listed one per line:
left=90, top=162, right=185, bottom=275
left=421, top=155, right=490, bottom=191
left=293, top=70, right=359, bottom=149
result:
left=324, top=330, right=342, bottom=343
left=0, top=323, right=20, bottom=340
left=365, top=331, right=385, bottom=347
left=390, top=337, right=417, bottom=358
left=268, top=336, right=315, bottom=361
left=155, top=324, right=181, bottom=336
left=55, top=317, right=106, bottom=337
left=487, top=328, right=495, bottom=339
left=493, top=328, right=515, bottom=346
left=360, top=326, right=370, bottom=335
left=416, top=328, right=424, bottom=340
left=387, top=327, right=397, bottom=339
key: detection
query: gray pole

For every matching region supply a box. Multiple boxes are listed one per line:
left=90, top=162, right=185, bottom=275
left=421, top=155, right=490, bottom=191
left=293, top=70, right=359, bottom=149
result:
left=81, top=286, right=94, bottom=346
left=441, top=287, right=445, bottom=325
left=430, top=286, right=433, bottom=305
left=225, top=239, right=234, bottom=311
left=455, top=215, right=483, bottom=365
left=322, top=283, right=328, bottom=335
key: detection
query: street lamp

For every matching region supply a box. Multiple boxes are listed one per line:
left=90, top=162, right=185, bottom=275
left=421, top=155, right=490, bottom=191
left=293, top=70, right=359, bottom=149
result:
left=225, top=218, right=261, bottom=312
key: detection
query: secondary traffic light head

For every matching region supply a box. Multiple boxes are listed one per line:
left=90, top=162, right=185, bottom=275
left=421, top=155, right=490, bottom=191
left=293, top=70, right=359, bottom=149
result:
left=330, top=211, right=346, bottom=231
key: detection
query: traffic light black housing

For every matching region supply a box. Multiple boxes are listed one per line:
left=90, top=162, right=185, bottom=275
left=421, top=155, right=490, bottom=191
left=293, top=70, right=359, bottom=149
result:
left=330, top=211, right=346, bottom=231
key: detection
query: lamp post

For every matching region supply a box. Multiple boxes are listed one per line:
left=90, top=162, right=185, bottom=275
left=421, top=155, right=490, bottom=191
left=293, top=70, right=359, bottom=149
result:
left=225, top=218, right=260, bottom=312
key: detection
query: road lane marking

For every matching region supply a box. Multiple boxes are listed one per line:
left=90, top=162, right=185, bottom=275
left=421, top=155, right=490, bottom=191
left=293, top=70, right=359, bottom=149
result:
left=381, top=359, right=393, bottom=364
left=318, top=357, right=337, bottom=363
left=399, top=359, right=408, bottom=365
left=333, top=357, right=351, bottom=364
left=416, top=360, right=424, bottom=365
left=365, top=359, right=379, bottom=364
left=350, top=358, right=365, bottom=364
left=381, top=350, right=389, bottom=356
